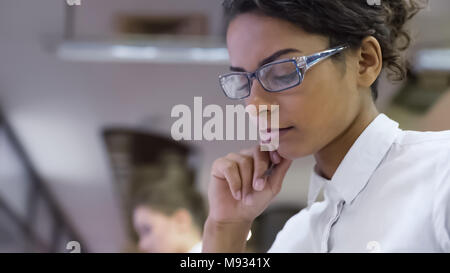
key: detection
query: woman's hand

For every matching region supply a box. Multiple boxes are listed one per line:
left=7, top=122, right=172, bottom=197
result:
left=207, top=146, right=293, bottom=224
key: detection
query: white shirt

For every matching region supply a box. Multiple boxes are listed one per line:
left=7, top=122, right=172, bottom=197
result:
left=268, top=113, right=450, bottom=253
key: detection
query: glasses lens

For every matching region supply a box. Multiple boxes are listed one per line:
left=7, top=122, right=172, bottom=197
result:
left=258, top=61, right=300, bottom=91
left=220, top=74, right=250, bottom=99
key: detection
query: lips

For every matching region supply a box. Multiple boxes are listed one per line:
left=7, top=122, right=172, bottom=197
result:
left=260, top=126, right=294, bottom=133
left=260, top=126, right=294, bottom=142
left=278, top=126, right=294, bottom=132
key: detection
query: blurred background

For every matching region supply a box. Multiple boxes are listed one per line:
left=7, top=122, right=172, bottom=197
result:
left=0, top=0, right=449, bottom=253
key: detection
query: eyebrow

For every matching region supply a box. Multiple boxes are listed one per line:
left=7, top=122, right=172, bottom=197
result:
left=229, top=48, right=302, bottom=72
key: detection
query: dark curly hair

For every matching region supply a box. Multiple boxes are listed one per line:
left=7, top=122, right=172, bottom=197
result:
left=222, top=0, right=427, bottom=101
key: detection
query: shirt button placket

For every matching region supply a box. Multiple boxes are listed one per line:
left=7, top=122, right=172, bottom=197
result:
left=321, top=199, right=346, bottom=253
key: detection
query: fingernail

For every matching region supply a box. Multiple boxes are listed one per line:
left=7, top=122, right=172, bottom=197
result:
left=272, top=152, right=281, bottom=164
left=254, top=178, right=265, bottom=191
left=235, top=190, right=241, bottom=200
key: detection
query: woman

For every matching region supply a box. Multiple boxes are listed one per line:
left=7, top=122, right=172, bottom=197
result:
left=131, top=168, right=206, bottom=253
left=203, top=0, right=450, bottom=252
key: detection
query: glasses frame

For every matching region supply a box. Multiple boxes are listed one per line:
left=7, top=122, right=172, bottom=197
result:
left=219, top=44, right=349, bottom=100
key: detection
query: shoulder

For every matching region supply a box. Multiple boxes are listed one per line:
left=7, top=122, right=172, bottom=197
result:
left=394, top=129, right=450, bottom=147
left=388, top=129, right=450, bottom=164
left=382, top=128, right=450, bottom=198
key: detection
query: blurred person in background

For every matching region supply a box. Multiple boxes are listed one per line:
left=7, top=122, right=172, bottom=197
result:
left=131, top=168, right=206, bottom=253
left=203, top=0, right=450, bottom=253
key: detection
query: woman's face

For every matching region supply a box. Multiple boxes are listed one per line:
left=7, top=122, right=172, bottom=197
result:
left=133, top=206, right=180, bottom=253
left=227, top=13, right=363, bottom=159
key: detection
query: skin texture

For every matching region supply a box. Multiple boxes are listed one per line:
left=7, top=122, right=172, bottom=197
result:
left=203, top=12, right=382, bottom=252
left=133, top=206, right=201, bottom=253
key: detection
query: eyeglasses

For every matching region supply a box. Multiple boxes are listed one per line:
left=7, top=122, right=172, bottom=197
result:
left=219, top=44, right=348, bottom=100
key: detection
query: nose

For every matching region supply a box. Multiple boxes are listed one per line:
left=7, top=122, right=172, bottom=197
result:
left=245, top=78, right=279, bottom=130
left=245, top=77, right=277, bottom=113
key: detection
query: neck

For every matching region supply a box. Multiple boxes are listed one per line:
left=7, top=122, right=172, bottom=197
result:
left=313, top=96, right=379, bottom=180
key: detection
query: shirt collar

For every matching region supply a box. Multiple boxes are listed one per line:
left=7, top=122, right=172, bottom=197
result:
left=307, top=113, right=401, bottom=206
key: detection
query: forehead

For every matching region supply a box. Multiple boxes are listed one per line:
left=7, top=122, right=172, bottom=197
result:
left=134, top=206, right=167, bottom=223
left=226, top=13, right=328, bottom=71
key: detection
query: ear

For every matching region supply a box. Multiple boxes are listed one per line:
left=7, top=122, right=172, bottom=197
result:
left=356, top=36, right=383, bottom=89
left=171, top=208, right=192, bottom=233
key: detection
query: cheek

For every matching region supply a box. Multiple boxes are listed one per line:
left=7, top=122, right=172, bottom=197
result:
left=141, top=222, right=174, bottom=252
left=153, top=232, right=174, bottom=252
left=157, top=221, right=181, bottom=252
left=276, top=66, right=356, bottom=157
left=139, top=234, right=157, bottom=252
left=301, top=64, right=354, bottom=125
left=278, top=73, right=335, bottom=131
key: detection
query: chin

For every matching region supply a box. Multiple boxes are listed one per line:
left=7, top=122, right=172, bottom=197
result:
left=277, top=141, right=311, bottom=160
left=277, top=145, right=298, bottom=160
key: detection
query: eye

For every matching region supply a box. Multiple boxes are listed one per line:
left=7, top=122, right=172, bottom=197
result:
left=139, top=225, right=152, bottom=236
left=260, top=61, right=297, bottom=79
left=236, top=83, right=248, bottom=90
left=273, top=70, right=298, bottom=82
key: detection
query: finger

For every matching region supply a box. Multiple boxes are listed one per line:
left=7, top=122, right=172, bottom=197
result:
left=226, top=153, right=254, bottom=202
left=270, top=150, right=281, bottom=164
left=212, top=158, right=242, bottom=200
left=266, top=156, right=293, bottom=195
left=239, top=148, right=254, bottom=157
left=252, top=146, right=271, bottom=192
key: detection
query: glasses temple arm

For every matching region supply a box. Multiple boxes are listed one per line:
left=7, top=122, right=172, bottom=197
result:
left=304, top=44, right=348, bottom=71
